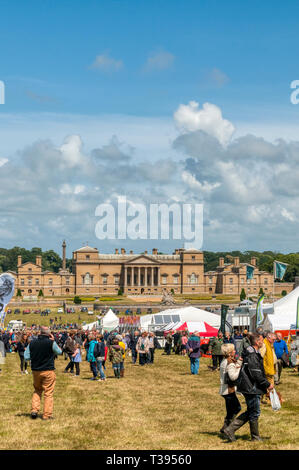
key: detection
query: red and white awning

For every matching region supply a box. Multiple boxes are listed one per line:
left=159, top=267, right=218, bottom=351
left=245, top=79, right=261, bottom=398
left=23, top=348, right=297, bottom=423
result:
left=164, top=321, right=218, bottom=337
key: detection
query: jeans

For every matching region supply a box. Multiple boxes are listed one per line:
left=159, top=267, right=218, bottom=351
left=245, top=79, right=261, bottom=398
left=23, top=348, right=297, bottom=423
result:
left=89, top=361, right=98, bottom=378
left=19, top=353, right=28, bottom=372
left=243, top=394, right=261, bottom=421
left=139, top=353, right=147, bottom=365
left=112, top=362, right=121, bottom=372
left=275, top=359, right=283, bottom=384
left=223, top=393, right=241, bottom=420
left=65, top=353, right=74, bottom=372
left=190, top=357, right=200, bottom=374
left=148, top=348, right=154, bottom=363
left=96, top=359, right=106, bottom=379
left=132, top=349, right=137, bottom=364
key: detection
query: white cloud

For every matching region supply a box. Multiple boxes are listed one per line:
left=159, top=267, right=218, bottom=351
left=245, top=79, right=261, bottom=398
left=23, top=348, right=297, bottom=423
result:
left=144, top=50, right=175, bottom=71
left=89, top=53, right=123, bottom=72
left=174, top=101, right=235, bottom=146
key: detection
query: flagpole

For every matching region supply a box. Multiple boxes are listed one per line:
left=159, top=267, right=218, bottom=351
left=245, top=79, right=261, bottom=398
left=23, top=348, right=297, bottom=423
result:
left=273, top=261, right=275, bottom=303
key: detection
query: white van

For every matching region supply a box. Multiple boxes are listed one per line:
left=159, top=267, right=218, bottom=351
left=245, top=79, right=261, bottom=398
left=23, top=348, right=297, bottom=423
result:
left=7, top=320, right=26, bottom=332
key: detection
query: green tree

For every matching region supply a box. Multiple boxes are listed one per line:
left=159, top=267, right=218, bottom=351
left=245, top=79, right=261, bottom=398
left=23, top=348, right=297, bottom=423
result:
left=74, top=296, right=81, bottom=304
left=240, top=288, right=246, bottom=301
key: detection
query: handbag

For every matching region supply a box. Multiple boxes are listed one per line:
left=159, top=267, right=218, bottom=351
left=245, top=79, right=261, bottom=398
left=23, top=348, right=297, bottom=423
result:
left=269, top=388, right=281, bottom=411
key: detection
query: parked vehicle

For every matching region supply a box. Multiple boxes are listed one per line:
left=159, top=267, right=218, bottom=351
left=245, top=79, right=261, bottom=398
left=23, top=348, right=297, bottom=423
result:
left=81, top=307, right=88, bottom=312
left=14, top=309, right=21, bottom=315
left=7, top=309, right=12, bottom=314
left=88, top=310, right=94, bottom=315
left=57, top=308, right=63, bottom=313
left=34, top=309, right=41, bottom=314
left=22, top=309, right=31, bottom=314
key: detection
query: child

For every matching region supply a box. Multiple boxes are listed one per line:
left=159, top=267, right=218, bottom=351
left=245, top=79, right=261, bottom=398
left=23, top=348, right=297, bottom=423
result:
left=72, top=342, right=82, bottom=376
left=109, top=338, right=125, bottom=379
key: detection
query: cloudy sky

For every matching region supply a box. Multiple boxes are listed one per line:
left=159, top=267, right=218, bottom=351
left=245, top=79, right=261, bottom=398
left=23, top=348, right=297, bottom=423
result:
left=1, top=0, right=299, bottom=256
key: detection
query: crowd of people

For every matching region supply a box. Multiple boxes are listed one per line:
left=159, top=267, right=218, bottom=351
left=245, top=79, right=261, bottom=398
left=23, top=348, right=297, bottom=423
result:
left=0, top=324, right=297, bottom=442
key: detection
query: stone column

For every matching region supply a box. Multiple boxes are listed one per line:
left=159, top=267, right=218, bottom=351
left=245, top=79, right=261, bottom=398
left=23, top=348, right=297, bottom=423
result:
left=144, top=267, right=147, bottom=286
left=157, top=267, right=161, bottom=286
left=138, top=266, right=141, bottom=287
left=124, top=266, right=127, bottom=288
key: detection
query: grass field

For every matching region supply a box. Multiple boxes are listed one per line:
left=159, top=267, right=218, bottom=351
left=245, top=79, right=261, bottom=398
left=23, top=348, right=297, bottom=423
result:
left=0, top=350, right=298, bottom=450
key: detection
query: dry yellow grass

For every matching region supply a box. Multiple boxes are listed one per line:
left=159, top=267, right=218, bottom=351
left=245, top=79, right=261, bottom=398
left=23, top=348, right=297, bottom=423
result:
left=0, top=351, right=298, bottom=450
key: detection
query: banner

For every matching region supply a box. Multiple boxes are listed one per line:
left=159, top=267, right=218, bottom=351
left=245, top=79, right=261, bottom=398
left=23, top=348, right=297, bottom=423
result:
left=0, top=274, right=15, bottom=325
left=256, top=293, right=265, bottom=328
left=220, top=304, right=229, bottom=333
left=274, top=261, right=288, bottom=280
left=296, top=297, right=299, bottom=331
left=246, top=265, right=254, bottom=280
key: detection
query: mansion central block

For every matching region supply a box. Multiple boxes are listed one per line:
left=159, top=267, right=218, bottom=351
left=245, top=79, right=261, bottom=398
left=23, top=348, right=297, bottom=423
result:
left=8, top=242, right=286, bottom=298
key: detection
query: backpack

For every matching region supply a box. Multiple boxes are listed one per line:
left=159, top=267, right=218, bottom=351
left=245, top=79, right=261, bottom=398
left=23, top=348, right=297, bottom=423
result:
left=93, top=342, right=100, bottom=358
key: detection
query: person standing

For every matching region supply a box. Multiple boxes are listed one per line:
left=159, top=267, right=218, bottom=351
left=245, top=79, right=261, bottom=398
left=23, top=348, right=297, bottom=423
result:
left=116, top=335, right=126, bottom=377
left=71, top=342, right=82, bottom=377
left=109, top=338, right=125, bottom=378
left=137, top=332, right=150, bottom=366
left=130, top=330, right=140, bottom=365
left=238, top=330, right=251, bottom=358
left=186, top=331, right=201, bottom=375
left=63, top=331, right=76, bottom=373
left=164, top=331, right=173, bottom=355
left=219, top=344, right=242, bottom=434
left=24, top=326, right=62, bottom=420
left=208, top=331, right=224, bottom=371
left=260, top=332, right=277, bottom=401
left=148, top=332, right=159, bottom=364
left=86, top=333, right=98, bottom=380
left=94, top=334, right=106, bottom=381
left=274, top=332, right=289, bottom=385
left=223, top=333, right=273, bottom=442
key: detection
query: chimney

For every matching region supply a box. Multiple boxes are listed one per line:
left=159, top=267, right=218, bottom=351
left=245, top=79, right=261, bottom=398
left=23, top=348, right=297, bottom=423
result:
left=62, top=240, right=66, bottom=270
left=174, top=249, right=179, bottom=255
left=251, top=257, right=257, bottom=267
left=36, top=255, right=42, bottom=267
left=130, top=250, right=133, bottom=254
left=17, top=255, right=22, bottom=267
left=219, top=257, right=224, bottom=267
left=152, top=248, right=158, bottom=255
left=234, top=257, right=240, bottom=267
left=121, top=248, right=126, bottom=254
left=144, top=250, right=148, bottom=254
left=115, top=248, right=119, bottom=254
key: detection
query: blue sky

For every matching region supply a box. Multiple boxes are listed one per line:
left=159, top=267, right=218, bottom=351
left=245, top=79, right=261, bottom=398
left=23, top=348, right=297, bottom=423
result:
left=1, top=1, right=299, bottom=255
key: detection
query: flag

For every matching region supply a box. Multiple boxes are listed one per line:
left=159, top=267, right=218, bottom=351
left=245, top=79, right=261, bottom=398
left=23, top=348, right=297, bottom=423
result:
left=0, top=274, right=15, bottom=325
left=246, top=265, right=254, bottom=280
left=256, top=293, right=264, bottom=328
left=274, top=261, right=288, bottom=280
left=296, top=297, right=299, bottom=330
left=220, top=304, right=229, bottom=334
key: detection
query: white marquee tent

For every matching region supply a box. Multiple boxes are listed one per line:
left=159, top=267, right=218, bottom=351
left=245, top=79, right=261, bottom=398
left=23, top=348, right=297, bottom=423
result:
left=140, top=306, right=221, bottom=330
left=101, top=308, right=119, bottom=331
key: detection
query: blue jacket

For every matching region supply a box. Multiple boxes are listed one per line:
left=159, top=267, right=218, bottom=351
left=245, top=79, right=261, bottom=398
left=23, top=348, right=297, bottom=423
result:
left=274, top=340, right=288, bottom=359
left=86, top=340, right=98, bottom=362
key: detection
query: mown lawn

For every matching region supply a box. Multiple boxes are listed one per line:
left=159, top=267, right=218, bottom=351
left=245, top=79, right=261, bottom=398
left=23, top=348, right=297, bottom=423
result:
left=0, top=351, right=298, bottom=450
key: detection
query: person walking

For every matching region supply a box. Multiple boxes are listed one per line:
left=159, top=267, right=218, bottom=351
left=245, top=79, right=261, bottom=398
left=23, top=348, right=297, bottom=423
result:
left=116, top=334, right=126, bottom=377
left=130, top=330, right=140, bottom=365
left=186, top=331, right=201, bottom=375
left=16, top=332, right=29, bottom=374
left=24, top=326, right=62, bottom=420
left=260, top=332, right=277, bottom=403
left=223, top=333, right=273, bottom=442
left=238, top=330, right=251, bottom=358
left=219, top=343, right=242, bottom=434
left=208, top=331, right=224, bottom=371
left=164, top=331, right=173, bottom=355
left=94, top=334, right=106, bottom=381
left=148, top=332, right=159, bottom=364
left=274, top=332, right=289, bottom=385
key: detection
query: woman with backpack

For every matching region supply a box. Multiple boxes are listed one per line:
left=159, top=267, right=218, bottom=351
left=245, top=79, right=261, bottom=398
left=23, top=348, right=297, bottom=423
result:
left=219, top=343, right=243, bottom=434
left=94, top=334, right=106, bottom=381
left=86, top=333, right=98, bottom=380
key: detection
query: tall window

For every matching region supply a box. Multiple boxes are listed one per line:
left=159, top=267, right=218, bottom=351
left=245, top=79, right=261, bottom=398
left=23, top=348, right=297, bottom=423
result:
left=49, top=278, right=53, bottom=286
left=162, top=275, right=167, bottom=285
left=189, top=273, right=198, bottom=285
left=103, top=276, right=108, bottom=285
left=84, top=273, right=91, bottom=285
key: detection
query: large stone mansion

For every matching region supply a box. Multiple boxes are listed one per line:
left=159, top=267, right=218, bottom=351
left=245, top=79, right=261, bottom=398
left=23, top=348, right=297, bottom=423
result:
left=7, top=242, right=294, bottom=297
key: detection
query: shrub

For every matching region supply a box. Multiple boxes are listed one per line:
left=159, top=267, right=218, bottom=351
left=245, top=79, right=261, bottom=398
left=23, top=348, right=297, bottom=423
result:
left=73, top=296, right=82, bottom=304
left=38, top=289, right=44, bottom=297
left=16, top=289, right=22, bottom=297
left=259, top=288, right=264, bottom=296
left=118, top=289, right=123, bottom=296
left=281, top=290, right=287, bottom=297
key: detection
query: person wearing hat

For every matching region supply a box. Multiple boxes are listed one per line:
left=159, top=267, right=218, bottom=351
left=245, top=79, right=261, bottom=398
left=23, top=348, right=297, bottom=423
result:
left=24, top=326, right=62, bottom=420
left=116, top=334, right=126, bottom=377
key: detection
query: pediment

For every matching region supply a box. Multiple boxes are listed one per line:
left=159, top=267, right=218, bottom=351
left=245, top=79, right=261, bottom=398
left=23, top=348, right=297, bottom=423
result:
left=125, top=255, right=160, bottom=265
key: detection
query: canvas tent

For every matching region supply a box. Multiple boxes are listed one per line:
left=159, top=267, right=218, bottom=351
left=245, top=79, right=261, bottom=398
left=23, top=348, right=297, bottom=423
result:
left=82, top=321, right=99, bottom=331
left=140, top=306, right=221, bottom=330
left=268, top=286, right=299, bottom=331
left=101, top=308, right=119, bottom=332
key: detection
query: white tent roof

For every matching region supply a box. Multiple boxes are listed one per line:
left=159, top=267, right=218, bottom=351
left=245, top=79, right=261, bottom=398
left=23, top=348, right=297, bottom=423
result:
left=101, top=308, right=119, bottom=331
left=269, top=286, right=299, bottom=330
left=140, top=306, right=221, bottom=329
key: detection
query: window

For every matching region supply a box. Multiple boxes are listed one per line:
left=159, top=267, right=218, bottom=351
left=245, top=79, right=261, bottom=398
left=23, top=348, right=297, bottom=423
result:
left=28, top=277, right=32, bottom=286
left=103, top=276, right=108, bottom=285
left=254, top=278, right=257, bottom=284
left=114, top=276, right=120, bottom=285
left=21, top=279, right=24, bottom=286
left=229, top=278, right=233, bottom=285
left=49, top=279, right=53, bottom=286
left=189, top=273, right=198, bottom=285
left=66, top=277, right=70, bottom=285
left=86, top=255, right=90, bottom=260
left=28, top=268, right=32, bottom=272
left=35, top=279, right=39, bottom=285
left=84, top=273, right=91, bottom=285
left=241, top=278, right=244, bottom=284
left=173, top=275, right=179, bottom=284
left=192, top=256, right=195, bottom=261
left=264, top=278, right=268, bottom=285
left=209, top=276, right=213, bottom=284
left=162, top=276, right=167, bottom=285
